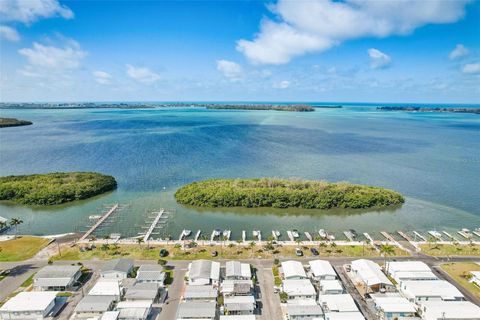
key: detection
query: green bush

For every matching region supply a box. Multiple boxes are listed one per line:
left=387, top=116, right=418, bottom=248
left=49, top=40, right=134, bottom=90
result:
left=175, top=178, right=404, bottom=210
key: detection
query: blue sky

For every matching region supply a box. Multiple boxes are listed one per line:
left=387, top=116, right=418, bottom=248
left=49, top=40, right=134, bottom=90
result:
left=0, top=0, right=479, bottom=103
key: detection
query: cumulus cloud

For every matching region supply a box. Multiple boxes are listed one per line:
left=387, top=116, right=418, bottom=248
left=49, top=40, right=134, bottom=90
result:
left=93, top=70, right=112, bottom=84
left=0, top=25, right=20, bottom=42
left=273, top=80, right=291, bottom=89
left=462, top=63, right=480, bottom=75
left=368, top=48, right=391, bottom=69
left=126, top=64, right=160, bottom=83
left=449, top=44, right=469, bottom=60
left=216, top=59, right=243, bottom=82
left=237, top=0, right=470, bottom=64
left=18, top=40, right=86, bottom=70
left=0, top=0, right=73, bottom=24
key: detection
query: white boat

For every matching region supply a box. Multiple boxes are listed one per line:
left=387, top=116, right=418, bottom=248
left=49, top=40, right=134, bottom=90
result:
left=292, top=229, right=299, bottom=238
left=318, top=229, right=327, bottom=239
left=184, top=230, right=192, bottom=237
left=222, top=230, right=230, bottom=237
left=275, top=230, right=281, bottom=237
left=428, top=231, right=442, bottom=240
left=89, top=215, right=101, bottom=220
left=213, top=229, right=221, bottom=237
left=253, top=230, right=259, bottom=237
left=462, top=228, right=471, bottom=233
left=272, top=230, right=277, bottom=240
left=110, top=233, right=121, bottom=241
left=287, top=231, right=294, bottom=242
left=327, top=232, right=335, bottom=241
left=242, top=230, right=246, bottom=242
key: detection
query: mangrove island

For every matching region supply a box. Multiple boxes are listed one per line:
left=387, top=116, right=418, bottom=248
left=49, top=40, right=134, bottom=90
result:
left=175, top=178, right=404, bottom=209
left=0, top=172, right=117, bottom=205
left=205, top=104, right=315, bottom=112
left=0, top=118, right=33, bottom=128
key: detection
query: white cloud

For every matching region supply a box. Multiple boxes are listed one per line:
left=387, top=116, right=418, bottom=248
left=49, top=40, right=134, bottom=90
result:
left=216, top=60, right=243, bottom=81
left=0, top=25, right=20, bottom=42
left=18, top=41, right=86, bottom=71
left=238, top=0, right=470, bottom=64
left=126, top=64, right=160, bottom=83
left=93, top=70, right=112, bottom=84
left=368, top=48, right=391, bottom=69
left=462, top=63, right=480, bottom=75
left=449, top=44, right=469, bottom=60
left=0, top=0, right=73, bottom=24
left=273, top=80, right=291, bottom=89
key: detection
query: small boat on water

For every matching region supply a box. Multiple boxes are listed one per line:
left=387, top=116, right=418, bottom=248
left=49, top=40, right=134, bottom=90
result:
left=275, top=230, right=281, bottom=237
left=89, top=215, right=102, bottom=220
left=253, top=230, right=259, bottom=237
left=318, top=229, right=327, bottom=239
left=326, top=232, right=335, bottom=241
left=252, top=230, right=261, bottom=241
left=213, top=229, right=222, bottom=237
left=292, top=229, right=300, bottom=238
left=110, top=233, right=121, bottom=241
left=349, top=229, right=358, bottom=238
left=223, top=230, right=231, bottom=240
left=428, top=230, right=442, bottom=240
left=184, top=230, right=192, bottom=237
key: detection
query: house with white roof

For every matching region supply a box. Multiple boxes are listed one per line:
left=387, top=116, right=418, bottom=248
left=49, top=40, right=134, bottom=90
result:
left=225, top=261, right=251, bottom=280
left=309, top=260, right=337, bottom=281
left=135, top=264, right=166, bottom=285
left=101, top=311, right=120, bottom=320
left=33, top=265, right=82, bottom=291
left=286, top=303, right=324, bottom=320
left=188, top=260, right=221, bottom=286
left=221, top=279, right=253, bottom=297
left=350, top=259, right=394, bottom=293
left=223, top=295, right=256, bottom=315
left=324, top=312, right=365, bottom=320
left=0, top=292, right=59, bottom=320
left=469, top=271, right=480, bottom=287
left=400, top=280, right=464, bottom=303
left=371, top=295, right=417, bottom=320
left=385, top=261, right=437, bottom=283
left=184, top=285, right=218, bottom=302
left=101, top=259, right=134, bottom=280
left=319, top=279, right=344, bottom=295
left=419, top=301, right=480, bottom=320
left=318, top=294, right=359, bottom=313
left=220, top=316, right=256, bottom=320
left=282, top=279, right=317, bottom=300
left=281, top=261, right=307, bottom=280
left=177, top=301, right=217, bottom=320
left=116, top=301, right=152, bottom=320
left=124, top=282, right=164, bottom=303
left=89, top=279, right=123, bottom=300
left=73, top=295, right=116, bottom=319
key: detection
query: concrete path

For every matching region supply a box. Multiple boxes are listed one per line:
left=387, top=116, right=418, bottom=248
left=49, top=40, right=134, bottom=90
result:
left=256, top=262, right=282, bottom=320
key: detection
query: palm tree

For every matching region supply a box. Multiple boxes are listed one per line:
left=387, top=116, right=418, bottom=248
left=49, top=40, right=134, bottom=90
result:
left=103, top=235, right=111, bottom=245
left=0, top=221, right=7, bottom=232
left=9, top=218, right=23, bottom=239
left=249, top=241, right=256, bottom=258
left=379, top=244, right=395, bottom=267
left=137, top=238, right=144, bottom=248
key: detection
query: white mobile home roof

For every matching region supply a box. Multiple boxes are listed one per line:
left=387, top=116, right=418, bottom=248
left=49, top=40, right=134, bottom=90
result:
left=35, top=265, right=81, bottom=279
left=287, top=304, right=324, bottom=316
left=318, top=294, right=359, bottom=312
left=309, top=260, right=336, bottom=278
left=101, top=311, right=120, bottom=320
left=0, top=291, right=57, bottom=312
left=420, top=301, right=480, bottom=320
left=136, top=265, right=165, bottom=282
left=189, top=260, right=220, bottom=281
left=393, top=270, right=438, bottom=282
left=101, top=259, right=134, bottom=274
left=283, top=279, right=316, bottom=296
left=371, top=296, right=416, bottom=313
left=351, top=259, right=392, bottom=286
left=89, top=279, right=121, bottom=296
left=401, top=280, right=464, bottom=300
left=74, top=295, right=116, bottom=313
left=184, top=285, right=218, bottom=299
left=220, top=316, right=256, bottom=320
left=320, top=279, right=343, bottom=292
left=177, top=301, right=217, bottom=318
left=386, top=261, right=431, bottom=275
left=324, top=312, right=365, bottom=320
left=226, top=261, right=251, bottom=279
left=281, top=260, right=306, bottom=279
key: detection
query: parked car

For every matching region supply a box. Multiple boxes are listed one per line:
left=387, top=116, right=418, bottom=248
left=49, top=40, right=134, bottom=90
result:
left=159, top=249, right=169, bottom=257
left=310, top=248, right=319, bottom=256
left=295, top=248, right=303, bottom=256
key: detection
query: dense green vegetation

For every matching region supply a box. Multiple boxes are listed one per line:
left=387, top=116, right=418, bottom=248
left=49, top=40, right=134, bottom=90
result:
left=0, top=172, right=117, bottom=205
left=175, top=178, right=404, bottom=209
left=205, top=104, right=315, bottom=112
left=0, top=117, right=32, bottom=128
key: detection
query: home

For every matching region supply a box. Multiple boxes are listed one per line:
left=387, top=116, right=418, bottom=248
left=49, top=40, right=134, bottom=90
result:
left=225, top=261, right=251, bottom=280
left=400, top=280, right=464, bottom=303
left=221, top=279, right=253, bottom=297
left=371, top=294, right=417, bottom=320
left=309, top=260, right=337, bottom=281
left=100, top=259, right=134, bottom=280
left=350, top=259, right=394, bottom=293
left=319, top=280, right=344, bottom=295
left=124, top=282, right=164, bottom=303
left=33, top=265, right=82, bottom=291
left=223, top=295, right=256, bottom=315
left=286, top=302, right=324, bottom=320
left=282, top=279, right=317, bottom=300
left=101, top=311, right=120, bottom=320
left=73, top=295, right=116, bottom=319
left=318, top=294, right=359, bottom=313
left=419, top=300, right=480, bottom=320
left=469, top=271, right=480, bottom=287
left=281, top=261, right=307, bottom=280
left=188, top=260, right=221, bottom=286
left=116, top=301, right=152, bottom=320
left=89, top=279, right=123, bottom=300
left=324, top=312, right=365, bottom=320
left=135, top=264, right=166, bottom=285
left=177, top=301, right=217, bottom=320
left=219, top=316, right=256, bottom=320
left=184, top=285, right=218, bottom=302
left=385, top=261, right=437, bottom=283
left=0, top=292, right=60, bottom=320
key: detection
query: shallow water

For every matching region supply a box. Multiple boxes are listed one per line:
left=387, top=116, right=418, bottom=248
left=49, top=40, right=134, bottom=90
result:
left=0, top=105, right=479, bottom=239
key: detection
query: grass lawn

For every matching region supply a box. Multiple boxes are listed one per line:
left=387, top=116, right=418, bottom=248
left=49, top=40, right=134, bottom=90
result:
left=440, top=262, right=480, bottom=300
left=52, top=241, right=408, bottom=261
left=0, top=236, right=50, bottom=261
left=20, top=273, right=35, bottom=288
left=420, top=243, right=480, bottom=256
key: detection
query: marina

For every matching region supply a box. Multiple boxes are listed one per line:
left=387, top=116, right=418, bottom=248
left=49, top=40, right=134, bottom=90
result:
left=142, top=209, right=167, bottom=242
left=80, top=204, right=120, bottom=241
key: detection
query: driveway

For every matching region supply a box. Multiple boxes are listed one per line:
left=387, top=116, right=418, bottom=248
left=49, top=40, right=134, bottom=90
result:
left=256, top=261, right=282, bottom=320
left=157, top=264, right=187, bottom=320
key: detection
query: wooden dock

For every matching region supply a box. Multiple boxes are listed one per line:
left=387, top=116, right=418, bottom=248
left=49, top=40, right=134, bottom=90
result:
left=305, top=232, right=312, bottom=241
left=458, top=230, right=471, bottom=239
left=142, top=209, right=165, bottom=242
left=287, top=231, right=294, bottom=242
left=473, top=231, right=480, bottom=238
left=363, top=233, right=374, bottom=243
left=343, top=231, right=354, bottom=242
left=272, top=230, right=278, bottom=241
left=413, top=231, right=426, bottom=241
left=380, top=231, right=395, bottom=242
left=442, top=231, right=457, bottom=241
left=397, top=231, right=414, bottom=242
left=242, top=230, right=246, bottom=242
left=80, top=204, right=119, bottom=241
left=194, top=230, right=201, bottom=241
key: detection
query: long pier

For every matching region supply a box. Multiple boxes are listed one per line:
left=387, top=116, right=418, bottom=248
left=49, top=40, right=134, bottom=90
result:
left=143, top=209, right=165, bottom=242
left=80, top=204, right=119, bottom=241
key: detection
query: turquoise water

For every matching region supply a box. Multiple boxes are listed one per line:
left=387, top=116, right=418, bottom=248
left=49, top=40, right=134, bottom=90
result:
left=0, top=105, right=479, bottom=240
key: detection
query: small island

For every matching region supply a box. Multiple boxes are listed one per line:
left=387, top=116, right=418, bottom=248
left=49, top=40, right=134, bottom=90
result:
left=0, top=172, right=117, bottom=205
left=204, top=104, right=315, bottom=112
left=175, top=178, right=404, bottom=210
left=377, top=106, right=480, bottom=114
left=0, top=117, right=33, bottom=128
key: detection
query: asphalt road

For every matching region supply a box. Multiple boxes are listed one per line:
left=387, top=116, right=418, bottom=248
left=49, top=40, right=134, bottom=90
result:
left=255, top=261, right=283, bottom=320
left=157, top=262, right=188, bottom=320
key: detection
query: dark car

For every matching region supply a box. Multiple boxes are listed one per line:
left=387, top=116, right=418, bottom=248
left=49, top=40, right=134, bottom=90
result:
left=295, top=248, right=303, bottom=256
left=211, top=250, right=218, bottom=257
left=159, top=249, right=169, bottom=257
left=310, top=248, right=319, bottom=256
